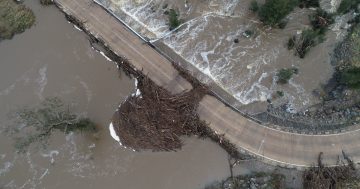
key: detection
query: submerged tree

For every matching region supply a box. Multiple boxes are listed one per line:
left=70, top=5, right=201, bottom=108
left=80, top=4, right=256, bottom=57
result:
left=6, top=97, right=97, bottom=152
left=168, top=9, right=181, bottom=31
left=340, top=67, right=360, bottom=89
left=258, top=0, right=298, bottom=26
left=276, top=67, right=298, bottom=84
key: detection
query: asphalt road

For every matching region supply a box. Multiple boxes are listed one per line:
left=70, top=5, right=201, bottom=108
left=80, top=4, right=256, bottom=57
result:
left=55, top=0, right=360, bottom=167
left=55, top=0, right=192, bottom=94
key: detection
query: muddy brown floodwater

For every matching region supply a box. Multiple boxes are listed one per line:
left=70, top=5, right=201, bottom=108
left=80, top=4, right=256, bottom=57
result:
left=0, top=1, right=230, bottom=189
left=100, top=0, right=349, bottom=114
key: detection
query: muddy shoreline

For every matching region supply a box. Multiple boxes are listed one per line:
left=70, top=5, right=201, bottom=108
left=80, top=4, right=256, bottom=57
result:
left=54, top=1, right=253, bottom=160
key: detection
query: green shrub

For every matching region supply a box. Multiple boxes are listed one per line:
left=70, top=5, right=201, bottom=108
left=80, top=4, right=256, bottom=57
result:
left=168, top=9, right=181, bottom=31
left=277, top=90, right=285, bottom=97
left=277, top=68, right=298, bottom=84
left=349, top=25, right=360, bottom=66
left=299, top=0, right=320, bottom=8
left=288, top=9, right=333, bottom=58
left=244, top=29, right=254, bottom=37
left=0, top=0, right=35, bottom=40
left=278, top=19, right=288, bottom=29
left=310, top=9, right=334, bottom=34
left=258, top=0, right=298, bottom=25
left=287, top=35, right=296, bottom=49
left=340, top=67, right=360, bottom=88
left=337, top=0, right=360, bottom=14
left=296, top=29, right=323, bottom=58
left=40, top=0, right=53, bottom=5
left=250, top=0, right=259, bottom=12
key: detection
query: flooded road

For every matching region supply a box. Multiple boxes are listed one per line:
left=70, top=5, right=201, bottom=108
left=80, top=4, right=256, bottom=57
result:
left=0, top=1, right=230, bottom=188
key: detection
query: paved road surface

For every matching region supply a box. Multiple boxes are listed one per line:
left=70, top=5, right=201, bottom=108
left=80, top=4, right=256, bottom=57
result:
left=199, top=96, right=360, bottom=167
left=55, top=0, right=192, bottom=94
left=55, top=0, right=360, bottom=167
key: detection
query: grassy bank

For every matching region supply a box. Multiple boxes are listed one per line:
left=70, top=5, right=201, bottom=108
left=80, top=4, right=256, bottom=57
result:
left=0, top=0, right=35, bottom=40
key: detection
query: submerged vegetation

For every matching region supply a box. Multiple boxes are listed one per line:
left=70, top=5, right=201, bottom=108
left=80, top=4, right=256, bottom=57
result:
left=40, top=0, right=53, bottom=6
left=299, top=0, right=320, bottom=8
left=288, top=9, right=334, bottom=58
left=0, top=0, right=35, bottom=40
left=276, top=68, right=298, bottom=84
left=296, top=29, right=323, bottom=58
left=249, top=0, right=259, bottom=12
left=168, top=9, right=181, bottom=31
left=337, top=0, right=360, bottom=14
left=6, top=98, right=97, bottom=152
left=309, top=9, right=334, bottom=34
left=258, top=0, right=298, bottom=25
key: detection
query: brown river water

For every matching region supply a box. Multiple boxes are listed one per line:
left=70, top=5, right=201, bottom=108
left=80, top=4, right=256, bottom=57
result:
left=0, top=1, right=230, bottom=188
left=99, top=0, right=349, bottom=113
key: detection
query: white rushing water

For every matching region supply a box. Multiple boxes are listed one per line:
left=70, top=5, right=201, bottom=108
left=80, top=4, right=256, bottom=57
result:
left=98, top=0, right=342, bottom=112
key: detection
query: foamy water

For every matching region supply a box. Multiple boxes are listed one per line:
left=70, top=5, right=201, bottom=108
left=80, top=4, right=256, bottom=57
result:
left=99, top=0, right=343, bottom=112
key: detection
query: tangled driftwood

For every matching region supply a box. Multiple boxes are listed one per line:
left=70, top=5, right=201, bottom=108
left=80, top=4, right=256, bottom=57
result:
left=112, top=76, right=208, bottom=151
left=303, top=152, right=356, bottom=189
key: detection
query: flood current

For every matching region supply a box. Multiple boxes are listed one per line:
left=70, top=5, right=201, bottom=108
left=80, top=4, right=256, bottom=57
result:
left=0, top=1, right=230, bottom=188
left=99, top=0, right=349, bottom=113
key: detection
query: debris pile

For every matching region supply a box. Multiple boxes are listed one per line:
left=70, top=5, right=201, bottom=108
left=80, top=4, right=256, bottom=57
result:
left=112, top=76, right=208, bottom=151
left=303, top=152, right=356, bottom=189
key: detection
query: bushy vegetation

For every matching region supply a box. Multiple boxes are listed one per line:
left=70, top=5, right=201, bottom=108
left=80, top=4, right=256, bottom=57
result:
left=277, top=90, right=285, bottom=97
left=249, top=0, right=259, bottom=12
left=348, top=24, right=360, bottom=66
left=331, top=22, right=360, bottom=90
left=276, top=68, right=298, bottom=84
left=309, top=9, right=334, bottom=34
left=278, top=19, right=288, bottom=29
left=287, top=35, right=296, bottom=49
left=168, top=9, right=181, bottom=31
left=258, top=0, right=298, bottom=26
left=299, top=0, right=320, bottom=8
left=337, top=0, right=360, bottom=14
left=296, top=29, right=323, bottom=58
left=5, top=98, right=97, bottom=152
left=340, top=67, right=360, bottom=88
left=40, top=0, right=53, bottom=5
left=0, top=0, right=35, bottom=40
left=288, top=9, right=333, bottom=58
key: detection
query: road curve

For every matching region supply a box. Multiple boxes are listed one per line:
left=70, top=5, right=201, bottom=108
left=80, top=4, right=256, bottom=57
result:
left=55, top=0, right=360, bottom=167
left=199, top=95, right=360, bottom=167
